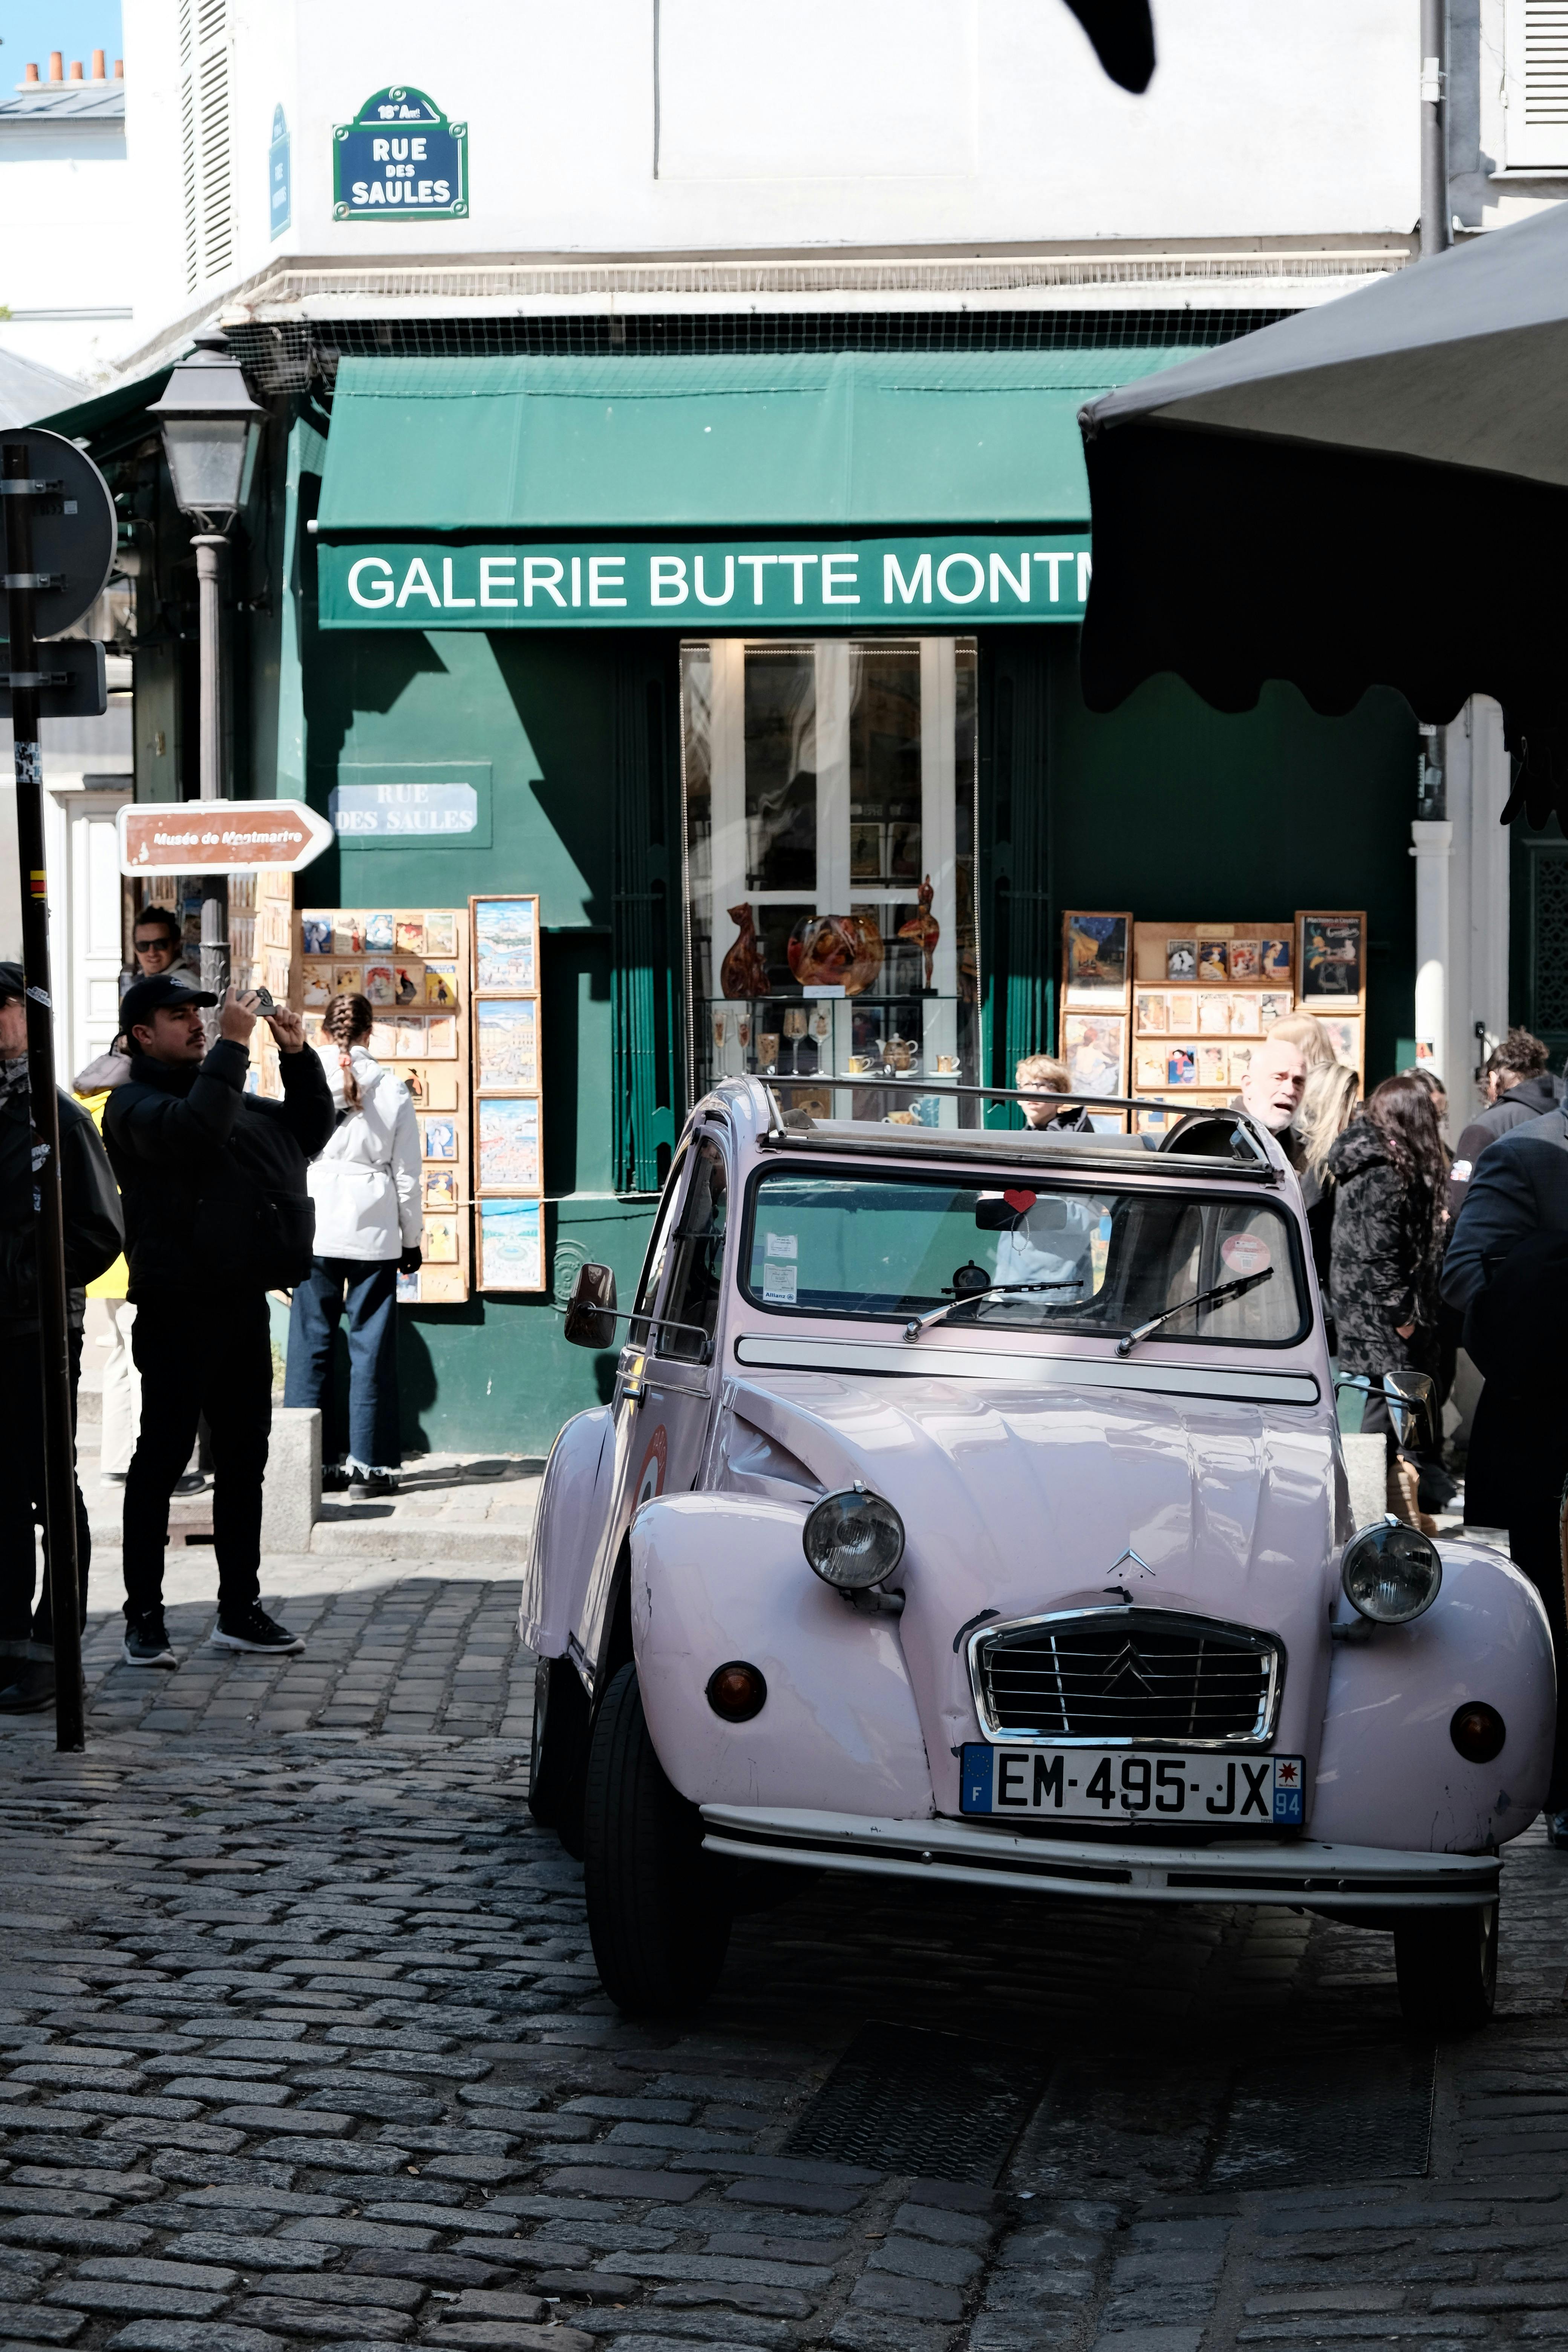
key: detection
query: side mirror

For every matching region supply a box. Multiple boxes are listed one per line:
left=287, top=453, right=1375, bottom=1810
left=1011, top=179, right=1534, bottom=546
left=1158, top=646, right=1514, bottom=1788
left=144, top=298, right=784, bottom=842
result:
left=1383, top=1369, right=1438, bottom=1453
left=564, top=1262, right=618, bottom=1350
left=1335, top=1370, right=1438, bottom=1453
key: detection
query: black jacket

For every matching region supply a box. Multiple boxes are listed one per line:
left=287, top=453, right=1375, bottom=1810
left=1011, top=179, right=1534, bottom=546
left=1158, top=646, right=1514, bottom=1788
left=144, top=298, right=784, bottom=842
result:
left=104, top=1037, right=334, bottom=1300
left=1440, top=1105, right=1568, bottom=1312
left=1326, top=1115, right=1443, bottom=1377
left=0, top=1083, right=124, bottom=1338
left=1447, top=1071, right=1560, bottom=1225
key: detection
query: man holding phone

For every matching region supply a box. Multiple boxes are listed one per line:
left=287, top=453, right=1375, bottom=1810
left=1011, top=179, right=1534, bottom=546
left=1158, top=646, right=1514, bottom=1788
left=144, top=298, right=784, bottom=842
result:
left=105, top=976, right=334, bottom=1668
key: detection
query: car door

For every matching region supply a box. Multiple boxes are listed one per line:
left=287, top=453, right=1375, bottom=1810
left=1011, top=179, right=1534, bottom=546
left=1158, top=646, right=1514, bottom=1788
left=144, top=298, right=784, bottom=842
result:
left=635, top=1129, right=730, bottom=1509
left=570, top=1142, right=697, bottom=1688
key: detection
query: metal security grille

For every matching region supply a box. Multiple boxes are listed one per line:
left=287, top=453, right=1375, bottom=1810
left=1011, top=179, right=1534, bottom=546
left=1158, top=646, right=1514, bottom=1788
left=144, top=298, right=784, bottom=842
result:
left=784, top=2022, right=1049, bottom=2184
left=222, top=308, right=1293, bottom=397
left=1208, top=2043, right=1435, bottom=2188
left=1530, top=847, right=1568, bottom=1043
left=972, top=1609, right=1279, bottom=1745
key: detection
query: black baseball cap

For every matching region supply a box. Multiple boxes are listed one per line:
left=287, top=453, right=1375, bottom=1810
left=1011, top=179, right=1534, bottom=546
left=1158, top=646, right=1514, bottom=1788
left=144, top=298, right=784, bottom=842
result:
left=0, top=962, right=22, bottom=1004
left=121, top=974, right=218, bottom=1032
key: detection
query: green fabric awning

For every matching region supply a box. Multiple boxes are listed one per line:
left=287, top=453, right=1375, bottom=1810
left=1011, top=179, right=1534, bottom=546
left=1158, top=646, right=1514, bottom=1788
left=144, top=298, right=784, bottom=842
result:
left=35, top=363, right=174, bottom=444
left=316, top=349, right=1193, bottom=535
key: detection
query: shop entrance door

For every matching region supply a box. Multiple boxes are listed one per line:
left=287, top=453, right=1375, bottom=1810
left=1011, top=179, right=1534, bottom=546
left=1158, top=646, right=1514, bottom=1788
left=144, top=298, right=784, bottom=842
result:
left=44, top=784, right=129, bottom=1082
left=682, top=636, right=978, bottom=1118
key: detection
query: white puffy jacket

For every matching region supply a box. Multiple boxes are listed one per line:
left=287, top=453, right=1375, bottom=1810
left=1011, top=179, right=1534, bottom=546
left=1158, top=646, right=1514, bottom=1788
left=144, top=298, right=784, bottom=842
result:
left=306, top=1044, right=422, bottom=1262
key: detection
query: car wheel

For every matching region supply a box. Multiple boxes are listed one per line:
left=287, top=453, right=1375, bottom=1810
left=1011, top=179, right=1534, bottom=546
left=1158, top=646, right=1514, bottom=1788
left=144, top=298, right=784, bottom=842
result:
left=582, top=1661, right=732, bottom=2015
left=527, top=1655, right=590, bottom=1860
left=1393, top=1900, right=1499, bottom=2032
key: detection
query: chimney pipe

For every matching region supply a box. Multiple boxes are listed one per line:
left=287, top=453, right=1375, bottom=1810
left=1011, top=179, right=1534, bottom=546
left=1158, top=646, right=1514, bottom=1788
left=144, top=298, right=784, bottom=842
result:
left=67, top=59, right=83, bottom=80
left=113, top=58, right=123, bottom=77
left=90, top=49, right=105, bottom=80
left=22, top=61, right=39, bottom=83
left=47, top=50, right=63, bottom=81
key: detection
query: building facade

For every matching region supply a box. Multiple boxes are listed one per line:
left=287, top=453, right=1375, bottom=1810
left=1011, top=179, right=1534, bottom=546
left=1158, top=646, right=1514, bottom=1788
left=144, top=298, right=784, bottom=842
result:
left=42, top=0, right=1521, bottom=1452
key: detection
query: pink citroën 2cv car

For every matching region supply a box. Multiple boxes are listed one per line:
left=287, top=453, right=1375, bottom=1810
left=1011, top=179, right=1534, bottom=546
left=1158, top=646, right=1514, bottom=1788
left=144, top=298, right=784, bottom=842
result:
left=523, top=1078, right=1553, bottom=2031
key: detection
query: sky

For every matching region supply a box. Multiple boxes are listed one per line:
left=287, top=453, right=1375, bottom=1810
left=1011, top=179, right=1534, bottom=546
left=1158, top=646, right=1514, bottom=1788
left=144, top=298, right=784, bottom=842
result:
left=0, top=1, right=122, bottom=80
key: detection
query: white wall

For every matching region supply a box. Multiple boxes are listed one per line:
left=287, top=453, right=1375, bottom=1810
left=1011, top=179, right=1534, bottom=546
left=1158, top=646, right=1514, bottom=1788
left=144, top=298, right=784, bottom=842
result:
left=0, top=117, right=129, bottom=380
left=119, top=0, right=1419, bottom=352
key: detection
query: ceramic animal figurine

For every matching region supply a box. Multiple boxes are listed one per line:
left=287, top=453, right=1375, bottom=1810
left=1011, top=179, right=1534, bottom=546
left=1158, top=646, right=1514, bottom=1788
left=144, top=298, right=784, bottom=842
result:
left=788, top=912, right=885, bottom=998
left=897, top=876, right=940, bottom=990
left=720, top=903, right=770, bottom=1000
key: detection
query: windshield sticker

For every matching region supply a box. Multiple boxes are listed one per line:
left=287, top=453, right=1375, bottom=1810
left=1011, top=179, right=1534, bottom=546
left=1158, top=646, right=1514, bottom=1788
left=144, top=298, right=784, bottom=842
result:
left=1220, top=1231, right=1272, bottom=1277
left=762, top=1262, right=799, bottom=1305
left=1002, top=1190, right=1036, bottom=1214
left=764, top=1232, right=798, bottom=1259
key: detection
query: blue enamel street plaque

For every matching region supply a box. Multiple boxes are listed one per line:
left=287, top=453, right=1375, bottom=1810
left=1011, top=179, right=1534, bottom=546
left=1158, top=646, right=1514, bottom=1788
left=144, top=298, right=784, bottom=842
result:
left=332, top=86, right=467, bottom=221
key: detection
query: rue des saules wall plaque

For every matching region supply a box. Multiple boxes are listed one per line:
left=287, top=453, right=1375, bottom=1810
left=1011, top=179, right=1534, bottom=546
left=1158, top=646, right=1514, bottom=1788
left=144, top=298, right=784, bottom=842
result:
left=332, top=85, right=467, bottom=220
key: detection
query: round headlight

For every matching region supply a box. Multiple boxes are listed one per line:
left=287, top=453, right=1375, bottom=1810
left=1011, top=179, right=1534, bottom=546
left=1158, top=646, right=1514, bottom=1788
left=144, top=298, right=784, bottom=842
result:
left=802, top=1487, right=906, bottom=1591
left=1341, top=1519, right=1442, bottom=1624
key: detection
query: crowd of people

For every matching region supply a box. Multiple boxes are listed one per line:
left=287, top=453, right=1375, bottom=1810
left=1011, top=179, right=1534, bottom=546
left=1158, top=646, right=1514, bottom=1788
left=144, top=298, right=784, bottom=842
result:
left=0, top=914, right=429, bottom=1712
left=1020, top=1018, right=1568, bottom=1843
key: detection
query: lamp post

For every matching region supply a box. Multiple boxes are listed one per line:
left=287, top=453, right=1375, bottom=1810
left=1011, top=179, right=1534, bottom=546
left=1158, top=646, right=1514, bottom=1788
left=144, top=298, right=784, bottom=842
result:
left=149, top=331, right=265, bottom=1000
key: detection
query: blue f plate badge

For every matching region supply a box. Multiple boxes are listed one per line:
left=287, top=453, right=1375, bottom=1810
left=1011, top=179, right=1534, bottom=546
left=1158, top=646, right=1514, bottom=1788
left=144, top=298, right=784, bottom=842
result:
left=961, top=1743, right=1305, bottom=1826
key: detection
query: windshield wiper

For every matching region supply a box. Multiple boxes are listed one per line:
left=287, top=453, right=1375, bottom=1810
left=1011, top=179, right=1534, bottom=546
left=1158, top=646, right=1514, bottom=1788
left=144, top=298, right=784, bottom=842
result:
left=1113, top=1268, right=1273, bottom=1357
left=903, top=1279, right=1084, bottom=1343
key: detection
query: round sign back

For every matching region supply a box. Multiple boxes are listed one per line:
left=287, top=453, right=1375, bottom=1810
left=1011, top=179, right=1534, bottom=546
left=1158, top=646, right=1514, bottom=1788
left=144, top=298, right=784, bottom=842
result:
left=0, top=426, right=116, bottom=638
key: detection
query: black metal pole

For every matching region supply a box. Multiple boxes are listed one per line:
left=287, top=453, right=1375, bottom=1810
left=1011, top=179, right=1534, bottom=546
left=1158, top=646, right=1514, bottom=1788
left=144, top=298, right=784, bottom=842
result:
left=3, top=438, right=86, bottom=1751
left=1420, top=0, right=1450, bottom=260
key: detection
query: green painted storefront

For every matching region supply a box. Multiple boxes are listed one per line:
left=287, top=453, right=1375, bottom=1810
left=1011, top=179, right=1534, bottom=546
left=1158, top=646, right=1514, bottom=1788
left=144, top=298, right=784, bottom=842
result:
left=56, top=341, right=1418, bottom=1459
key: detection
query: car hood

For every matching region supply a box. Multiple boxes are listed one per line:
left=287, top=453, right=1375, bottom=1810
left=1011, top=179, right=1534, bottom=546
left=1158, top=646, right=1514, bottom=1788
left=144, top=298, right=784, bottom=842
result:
left=721, top=1368, right=1339, bottom=1812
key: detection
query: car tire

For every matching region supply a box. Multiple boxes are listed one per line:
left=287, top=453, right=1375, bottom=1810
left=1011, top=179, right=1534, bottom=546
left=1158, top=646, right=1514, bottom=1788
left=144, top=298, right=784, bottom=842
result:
left=527, top=1654, right=590, bottom=1860
left=582, top=1660, right=732, bottom=2015
left=1393, top=1899, right=1498, bottom=2032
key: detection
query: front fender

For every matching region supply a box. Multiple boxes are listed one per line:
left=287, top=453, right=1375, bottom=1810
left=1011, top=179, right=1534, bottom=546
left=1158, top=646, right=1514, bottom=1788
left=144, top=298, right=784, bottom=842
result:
left=1311, top=1539, right=1554, bottom=1851
left=630, top=1492, right=934, bottom=1815
left=519, top=1406, right=613, bottom=1657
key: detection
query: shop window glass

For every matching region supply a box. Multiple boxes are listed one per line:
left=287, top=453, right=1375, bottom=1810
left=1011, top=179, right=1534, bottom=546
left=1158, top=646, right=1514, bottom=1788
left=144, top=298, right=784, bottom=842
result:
left=681, top=636, right=980, bottom=1128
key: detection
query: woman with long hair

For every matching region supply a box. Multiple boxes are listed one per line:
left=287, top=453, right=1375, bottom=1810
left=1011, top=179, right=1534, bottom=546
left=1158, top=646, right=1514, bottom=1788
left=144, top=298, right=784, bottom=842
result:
left=1327, top=1072, right=1450, bottom=1530
left=283, top=993, right=422, bottom=1496
left=1294, top=1060, right=1360, bottom=1336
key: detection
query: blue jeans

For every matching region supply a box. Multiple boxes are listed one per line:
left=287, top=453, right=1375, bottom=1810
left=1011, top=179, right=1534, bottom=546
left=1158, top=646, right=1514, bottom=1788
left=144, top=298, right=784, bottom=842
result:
left=285, top=1257, right=401, bottom=1472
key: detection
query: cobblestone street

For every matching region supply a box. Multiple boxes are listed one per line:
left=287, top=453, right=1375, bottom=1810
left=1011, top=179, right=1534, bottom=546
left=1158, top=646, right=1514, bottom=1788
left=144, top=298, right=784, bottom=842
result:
left=1, top=1552, right=1565, bottom=2352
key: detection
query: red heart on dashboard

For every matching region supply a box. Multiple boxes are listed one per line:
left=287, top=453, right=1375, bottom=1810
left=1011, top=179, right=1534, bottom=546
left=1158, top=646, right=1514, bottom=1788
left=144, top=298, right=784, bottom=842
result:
left=1002, top=1190, right=1036, bottom=1213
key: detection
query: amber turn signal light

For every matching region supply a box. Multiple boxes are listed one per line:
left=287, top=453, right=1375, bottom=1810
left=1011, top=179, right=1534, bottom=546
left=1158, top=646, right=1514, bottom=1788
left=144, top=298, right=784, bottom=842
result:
left=1450, top=1702, right=1505, bottom=1764
left=706, top=1661, right=767, bottom=1723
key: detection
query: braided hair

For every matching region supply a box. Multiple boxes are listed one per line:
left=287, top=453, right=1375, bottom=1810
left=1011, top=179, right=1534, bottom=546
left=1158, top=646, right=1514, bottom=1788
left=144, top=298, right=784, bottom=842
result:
left=322, top=992, right=373, bottom=1110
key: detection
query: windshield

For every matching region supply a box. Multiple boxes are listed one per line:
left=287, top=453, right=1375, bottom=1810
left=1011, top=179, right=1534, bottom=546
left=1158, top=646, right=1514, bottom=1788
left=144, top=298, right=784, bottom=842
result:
left=743, top=1168, right=1309, bottom=1347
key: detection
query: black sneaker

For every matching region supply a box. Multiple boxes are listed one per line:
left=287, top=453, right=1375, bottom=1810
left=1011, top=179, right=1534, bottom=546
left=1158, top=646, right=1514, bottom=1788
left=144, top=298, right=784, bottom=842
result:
left=322, top=1463, right=352, bottom=1493
left=0, top=1660, right=56, bottom=1713
left=349, top=1469, right=399, bottom=1497
left=1416, top=1462, right=1460, bottom=1513
left=122, top=1612, right=178, bottom=1668
left=211, top=1606, right=305, bottom=1656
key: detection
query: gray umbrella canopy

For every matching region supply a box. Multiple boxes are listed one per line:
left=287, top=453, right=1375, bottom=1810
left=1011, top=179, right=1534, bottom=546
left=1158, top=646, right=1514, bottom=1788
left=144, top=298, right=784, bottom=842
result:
left=1078, top=199, right=1568, bottom=822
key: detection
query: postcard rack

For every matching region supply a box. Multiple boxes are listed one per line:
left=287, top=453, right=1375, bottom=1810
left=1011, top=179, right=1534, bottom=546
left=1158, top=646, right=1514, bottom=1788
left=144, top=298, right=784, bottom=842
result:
left=1058, top=910, right=1367, bottom=1133
left=294, top=905, right=473, bottom=1303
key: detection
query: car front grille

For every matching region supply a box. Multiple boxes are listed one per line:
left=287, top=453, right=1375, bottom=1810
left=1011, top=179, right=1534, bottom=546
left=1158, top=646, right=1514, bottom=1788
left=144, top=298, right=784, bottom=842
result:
left=969, top=1608, right=1282, bottom=1747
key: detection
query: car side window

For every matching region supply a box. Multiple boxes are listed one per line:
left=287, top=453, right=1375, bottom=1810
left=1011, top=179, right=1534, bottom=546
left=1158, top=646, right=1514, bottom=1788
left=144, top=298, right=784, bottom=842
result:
left=631, top=1146, right=688, bottom=1340
left=656, top=1135, right=729, bottom=1363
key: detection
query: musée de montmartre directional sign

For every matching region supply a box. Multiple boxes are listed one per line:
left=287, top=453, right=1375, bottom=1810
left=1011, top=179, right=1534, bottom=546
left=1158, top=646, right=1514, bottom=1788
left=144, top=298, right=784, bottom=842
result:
left=318, top=535, right=1094, bottom=630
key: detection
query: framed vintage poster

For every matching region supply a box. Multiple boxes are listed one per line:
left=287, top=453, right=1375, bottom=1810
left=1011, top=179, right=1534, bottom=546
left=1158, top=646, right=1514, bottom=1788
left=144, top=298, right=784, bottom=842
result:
left=1061, top=911, right=1132, bottom=1010
left=1297, top=910, right=1366, bottom=1008
left=295, top=905, right=472, bottom=1303
left=470, top=895, right=545, bottom=1293
left=1060, top=1011, right=1127, bottom=1099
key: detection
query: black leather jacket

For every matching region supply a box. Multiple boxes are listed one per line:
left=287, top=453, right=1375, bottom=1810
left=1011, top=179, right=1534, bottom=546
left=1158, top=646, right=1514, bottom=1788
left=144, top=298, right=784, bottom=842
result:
left=0, top=1079, right=124, bottom=1337
left=105, top=1038, right=333, bottom=1299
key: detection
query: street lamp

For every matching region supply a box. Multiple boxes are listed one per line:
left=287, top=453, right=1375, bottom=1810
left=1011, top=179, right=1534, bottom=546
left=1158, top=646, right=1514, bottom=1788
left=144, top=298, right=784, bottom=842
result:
left=149, top=330, right=266, bottom=999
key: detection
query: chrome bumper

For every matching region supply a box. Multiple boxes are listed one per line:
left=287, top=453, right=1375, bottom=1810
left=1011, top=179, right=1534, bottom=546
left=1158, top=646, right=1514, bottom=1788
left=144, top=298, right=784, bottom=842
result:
left=700, top=1804, right=1501, bottom=1910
